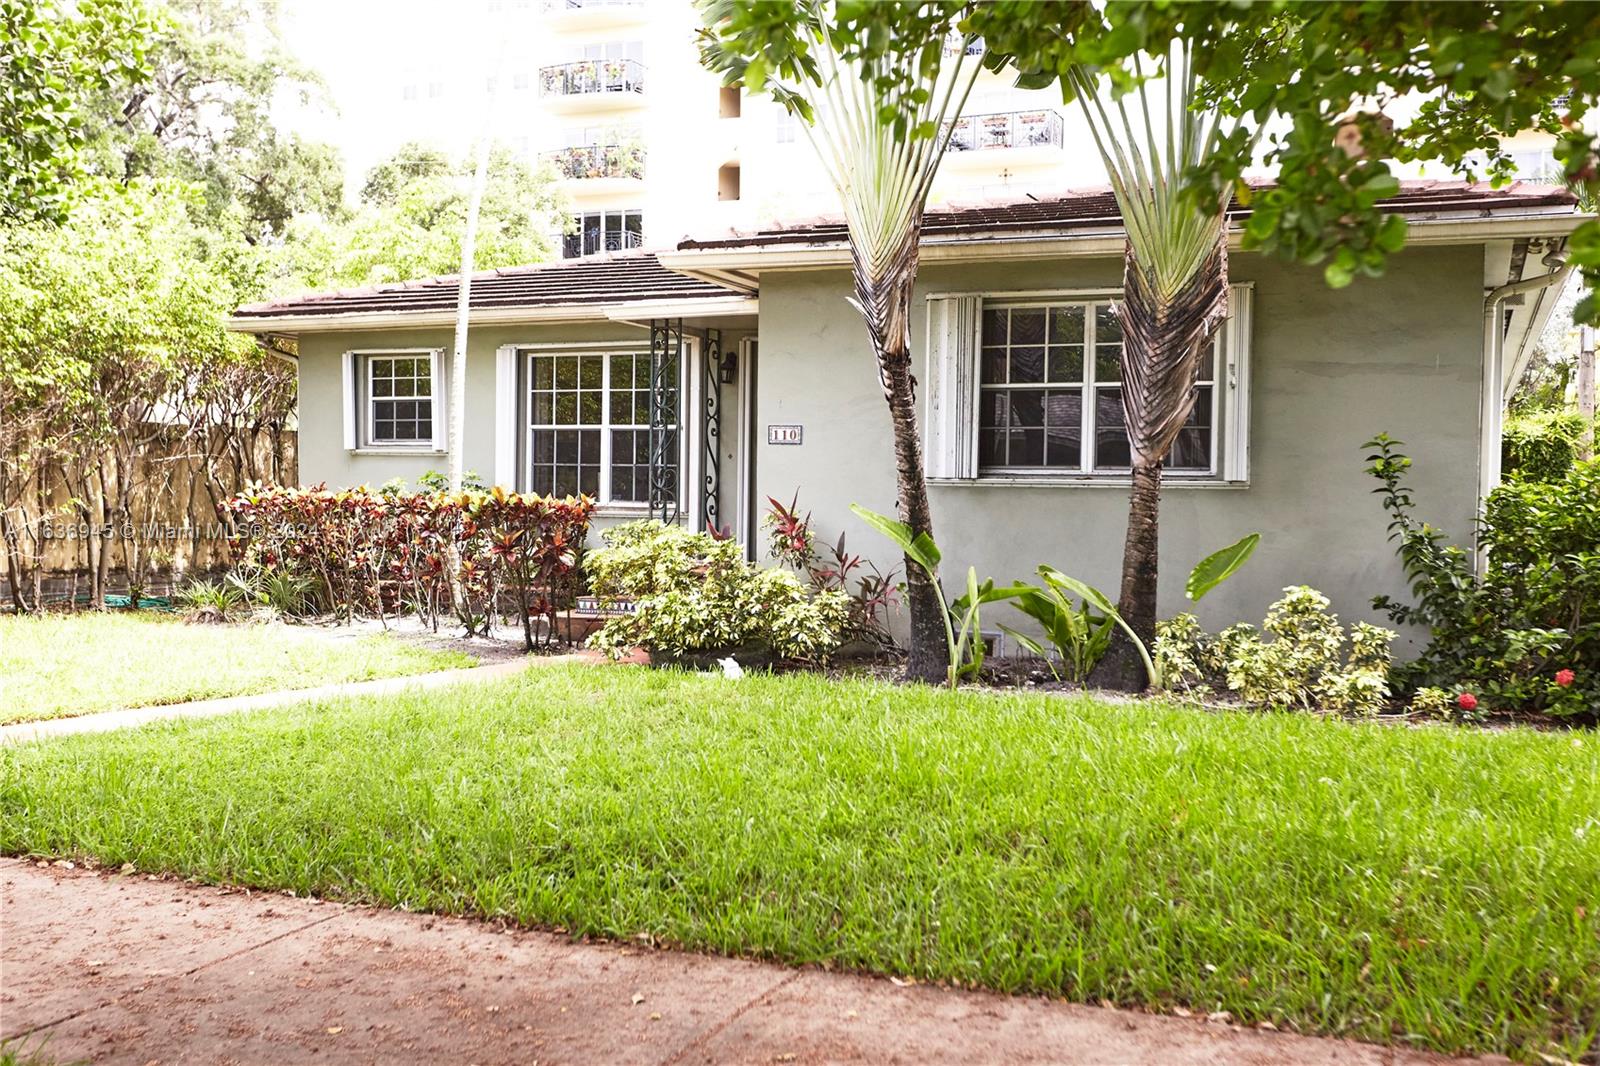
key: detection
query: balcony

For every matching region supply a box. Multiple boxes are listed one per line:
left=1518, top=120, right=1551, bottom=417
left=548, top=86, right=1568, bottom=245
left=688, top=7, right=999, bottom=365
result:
left=943, top=109, right=1064, bottom=161
left=539, top=59, right=645, bottom=110
left=541, top=144, right=646, bottom=188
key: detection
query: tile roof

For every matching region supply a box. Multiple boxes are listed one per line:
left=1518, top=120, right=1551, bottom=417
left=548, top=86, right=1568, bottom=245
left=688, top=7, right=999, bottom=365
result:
left=232, top=250, right=744, bottom=322
left=675, top=180, right=1580, bottom=252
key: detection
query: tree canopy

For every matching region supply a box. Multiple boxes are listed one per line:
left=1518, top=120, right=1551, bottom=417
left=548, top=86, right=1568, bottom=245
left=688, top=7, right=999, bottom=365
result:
left=0, top=0, right=154, bottom=223
left=704, top=1, right=1600, bottom=322
left=281, top=144, right=567, bottom=292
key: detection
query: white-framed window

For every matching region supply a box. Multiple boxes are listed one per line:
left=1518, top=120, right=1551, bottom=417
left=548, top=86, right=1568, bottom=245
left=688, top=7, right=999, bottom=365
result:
left=525, top=349, right=677, bottom=503
left=341, top=349, right=446, bottom=453
left=978, top=300, right=1216, bottom=474
left=775, top=111, right=798, bottom=144
left=925, top=286, right=1252, bottom=484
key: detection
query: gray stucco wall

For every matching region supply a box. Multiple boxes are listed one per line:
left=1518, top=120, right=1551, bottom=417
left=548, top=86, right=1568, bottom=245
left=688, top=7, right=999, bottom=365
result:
left=297, top=321, right=652, bottom=490
left=752, top=246, right=1485, bottom=653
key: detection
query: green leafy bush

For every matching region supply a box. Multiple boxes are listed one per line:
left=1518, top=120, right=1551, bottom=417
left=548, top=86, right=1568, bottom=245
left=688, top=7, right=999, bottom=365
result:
left=585, top=520, right=849, bottom=664
left=1502, top=410, right=1587, bottom=483
left=1366, top=435, right=1598, bottom=717
left=1155, top=586, right=1395, bottom=714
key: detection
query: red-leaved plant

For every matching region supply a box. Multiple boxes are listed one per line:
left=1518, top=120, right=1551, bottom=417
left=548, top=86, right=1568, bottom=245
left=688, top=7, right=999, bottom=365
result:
left=765, top=492, right=899, bottom=649
left=220, top=484, right=593, bottom=650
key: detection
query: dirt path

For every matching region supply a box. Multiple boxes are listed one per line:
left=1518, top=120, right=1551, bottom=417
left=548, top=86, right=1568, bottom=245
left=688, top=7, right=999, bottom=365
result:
left=1, top=861, right=1504, bottom=1066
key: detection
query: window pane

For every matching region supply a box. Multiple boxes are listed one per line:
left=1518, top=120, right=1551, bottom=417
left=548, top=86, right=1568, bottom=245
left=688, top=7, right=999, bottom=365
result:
left=1009, top=309, right=1046, bottom=345
left=1008, top=390, right=1043, bottom=428
left=979, top=428, right=1005, bottom=467
left=979, top=389, right=1007, bottom=429
left=533, top=392, right=553, bottom=423
left=533, top=356, right=554, bottom=388
left=611, top=353, right=633, bottom=389
left=981, top=348, right=1006, bottom=384
left=1010, top=346, right=1044, bottom=384
left=554, top=357, right=577, bottom=388
left=579, top=391, right=602, bottom=424
left=1095, top=305, right=1123, bottom=382
left=580, top=355, right=603, bottom=388
left=1166, top=385, right=1213, bottom=470
left=1008, top=428, right=1045, bottom=466
left=981, top=308, right=1007, bottom=345
left=610, top=390, right=632, bottom=424
left=1049, top=306, right=1084, bottom=345
left=555, top=393, right=576, bottom=423
left=1047, top=345, right=1082, bottom=382
left=1094, top=387, right=1130, bottom=468
left=1043, top=389, right=1082, bottom=468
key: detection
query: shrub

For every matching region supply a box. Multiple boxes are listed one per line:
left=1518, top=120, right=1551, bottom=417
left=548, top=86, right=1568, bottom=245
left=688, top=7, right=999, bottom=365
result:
left=1155, top=587, right=1395, bottom=714
left=1502, top=410, right=1586, bottom=483
left=585, top=520, right=849, bottom=664
left=174, top=577, right=247, bottom=620
left=765, top=493, right=898, bottom=648
left=1366, top=435, right=1598, bottom=717
left=220, top=484, right=593, bottom=649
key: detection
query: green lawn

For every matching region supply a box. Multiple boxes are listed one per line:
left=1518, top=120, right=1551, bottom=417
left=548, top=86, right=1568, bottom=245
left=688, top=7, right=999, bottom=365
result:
left=2, top=666, right=1595, bottom=1059
left=0, top=613, right=475, bottom=723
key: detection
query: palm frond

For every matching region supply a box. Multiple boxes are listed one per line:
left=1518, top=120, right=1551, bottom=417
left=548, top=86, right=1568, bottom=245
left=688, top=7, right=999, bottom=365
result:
left=1071, top=42, right=1259, bottom=464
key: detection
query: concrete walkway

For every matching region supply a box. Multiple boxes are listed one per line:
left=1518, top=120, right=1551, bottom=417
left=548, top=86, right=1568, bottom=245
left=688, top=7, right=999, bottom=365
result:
left=0, top=655, right=566, bottom=746
left=1, top=861, right=1504, bottom=1066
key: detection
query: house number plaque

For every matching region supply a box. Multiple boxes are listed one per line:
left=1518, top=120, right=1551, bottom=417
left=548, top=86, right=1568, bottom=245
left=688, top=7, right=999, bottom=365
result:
left=767, top=424, right=804, bottom=445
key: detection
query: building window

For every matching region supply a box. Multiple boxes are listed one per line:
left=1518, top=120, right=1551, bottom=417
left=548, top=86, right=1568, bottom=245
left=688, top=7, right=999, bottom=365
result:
left=717, top=163, right=741, bottom=201
left=514, top=70, right=530, bottom=90
left=427, top=80, right=444, bottom=99
left=978, top=300, right=1217, bottom=475
left=365, top=353, right=436, bottom=446
left=719, top=85, right=741, bottom=118
left=563, top=209, right=643, bottom=257
left=526, top=350, right=676, bottom=503
left=776, top=112, right=797, bottom=144
left=401, top=83, right=417, bottom=101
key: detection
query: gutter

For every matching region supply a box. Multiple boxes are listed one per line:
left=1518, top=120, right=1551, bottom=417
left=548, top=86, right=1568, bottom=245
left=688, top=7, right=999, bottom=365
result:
left=1476, top=242, right=1571, bottom=542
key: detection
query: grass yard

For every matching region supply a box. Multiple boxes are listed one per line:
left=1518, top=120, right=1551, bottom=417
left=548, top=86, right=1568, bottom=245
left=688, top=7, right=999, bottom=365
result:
left=2, top=666, right=1595, bottom=1059
left=0, top=612, right=474, bottom=723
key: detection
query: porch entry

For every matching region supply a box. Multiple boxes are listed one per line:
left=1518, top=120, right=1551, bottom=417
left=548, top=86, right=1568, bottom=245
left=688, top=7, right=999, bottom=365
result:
left=494, top=320, right=758, bottom=554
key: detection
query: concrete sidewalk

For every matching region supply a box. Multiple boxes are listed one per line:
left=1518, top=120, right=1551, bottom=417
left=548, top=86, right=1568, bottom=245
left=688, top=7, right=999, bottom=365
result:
left=1, top=860, right=1502, bottom=1066
left=0, top=656, right=546, bottom=746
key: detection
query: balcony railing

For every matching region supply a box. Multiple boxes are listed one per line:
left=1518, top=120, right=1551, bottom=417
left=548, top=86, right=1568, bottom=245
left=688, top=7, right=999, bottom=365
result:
left=944, top=109, right=1063, bottom=152
left=541, top=0, right=643, bottom=10
left=541, top=144, right=645, bottom=180
left=539, top=58, right=645, bottom=98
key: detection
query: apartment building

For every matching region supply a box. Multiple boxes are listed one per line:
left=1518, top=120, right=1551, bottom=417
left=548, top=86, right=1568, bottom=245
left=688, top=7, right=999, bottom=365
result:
left=361, top=0, right=1109, bottom=259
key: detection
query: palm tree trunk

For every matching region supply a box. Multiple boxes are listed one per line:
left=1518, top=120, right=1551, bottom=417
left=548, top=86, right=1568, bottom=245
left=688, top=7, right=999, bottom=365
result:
left=1091, top=241, right=1228, bottom=692
left=1096, top=457, right=1162, bottom=689
left=852, top=230, right=946, bottom=684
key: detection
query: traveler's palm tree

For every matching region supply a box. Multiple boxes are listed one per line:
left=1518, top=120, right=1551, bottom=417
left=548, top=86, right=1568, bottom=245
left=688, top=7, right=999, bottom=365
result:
left=700, top=0, right=981, bottom=682
left=1073, top=45, right=1260, bottom=688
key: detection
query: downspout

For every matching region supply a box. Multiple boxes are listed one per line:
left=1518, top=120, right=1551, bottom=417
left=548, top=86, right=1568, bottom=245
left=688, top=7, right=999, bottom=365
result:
left=1477, top=244, right=1570, bottom=562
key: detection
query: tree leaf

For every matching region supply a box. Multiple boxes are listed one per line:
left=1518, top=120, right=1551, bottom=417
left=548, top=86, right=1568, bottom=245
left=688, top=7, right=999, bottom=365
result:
left=1186, top=532, right=1261, bottom=601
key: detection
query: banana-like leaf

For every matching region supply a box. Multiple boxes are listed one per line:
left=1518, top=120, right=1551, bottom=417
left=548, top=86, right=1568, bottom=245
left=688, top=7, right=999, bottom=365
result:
left=1038, top=566, right=1161, bottom=689
left=1186, top=532, right=1261, bottom=601
left=850, top=503, right=940, bottom=574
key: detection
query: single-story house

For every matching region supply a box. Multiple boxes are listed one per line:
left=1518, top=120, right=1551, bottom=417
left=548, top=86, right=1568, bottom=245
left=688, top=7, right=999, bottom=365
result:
left=229, top=181, right=1585, bottom=650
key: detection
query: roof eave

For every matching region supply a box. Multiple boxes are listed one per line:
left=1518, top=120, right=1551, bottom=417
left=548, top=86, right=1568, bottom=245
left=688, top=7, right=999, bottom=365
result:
left=658, top=208, right=1590, bottom=277
left=226, top=294, right=758, bottom=334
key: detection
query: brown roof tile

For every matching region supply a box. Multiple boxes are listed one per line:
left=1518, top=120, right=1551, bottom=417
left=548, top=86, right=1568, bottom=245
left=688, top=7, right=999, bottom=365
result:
left=233, top=250, right=743, bottom=321
left=675, top=180, right=1580, bottom=252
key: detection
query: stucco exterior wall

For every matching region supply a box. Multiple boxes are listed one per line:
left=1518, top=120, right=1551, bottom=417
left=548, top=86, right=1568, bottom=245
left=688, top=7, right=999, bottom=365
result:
left=752, top=246, right=1485, bottom=653
left=296, top=321, right=652, bottom=490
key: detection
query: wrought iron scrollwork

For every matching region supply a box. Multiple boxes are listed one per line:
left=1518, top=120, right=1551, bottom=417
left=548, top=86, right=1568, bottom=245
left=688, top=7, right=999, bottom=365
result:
left=648, top=318, right=682, bottom=523
left=702, top=328, right=722, bottom=533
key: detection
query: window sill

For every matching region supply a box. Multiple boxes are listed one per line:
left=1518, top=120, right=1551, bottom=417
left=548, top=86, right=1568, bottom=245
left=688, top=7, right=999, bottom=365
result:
left=930, top=476, right=1249, bottom=490
left=347, top=447, right=447, bottom=456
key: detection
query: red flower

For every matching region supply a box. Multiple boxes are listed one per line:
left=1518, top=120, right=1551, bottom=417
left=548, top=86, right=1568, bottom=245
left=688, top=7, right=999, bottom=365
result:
left=1555, top=669, right=1576, bottom=688
left=1456, top=692, right=1479, bottom=712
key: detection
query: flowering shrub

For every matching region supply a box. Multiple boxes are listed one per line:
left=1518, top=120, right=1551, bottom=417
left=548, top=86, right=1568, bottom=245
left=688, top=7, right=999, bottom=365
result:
left=220, top=484, right=592, bottom=649
left=585, top=519, right=849, bottom=664
left=1366, top=435, right=1598, bottom=718
left=1155, top=586, right=1395, bottom=714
